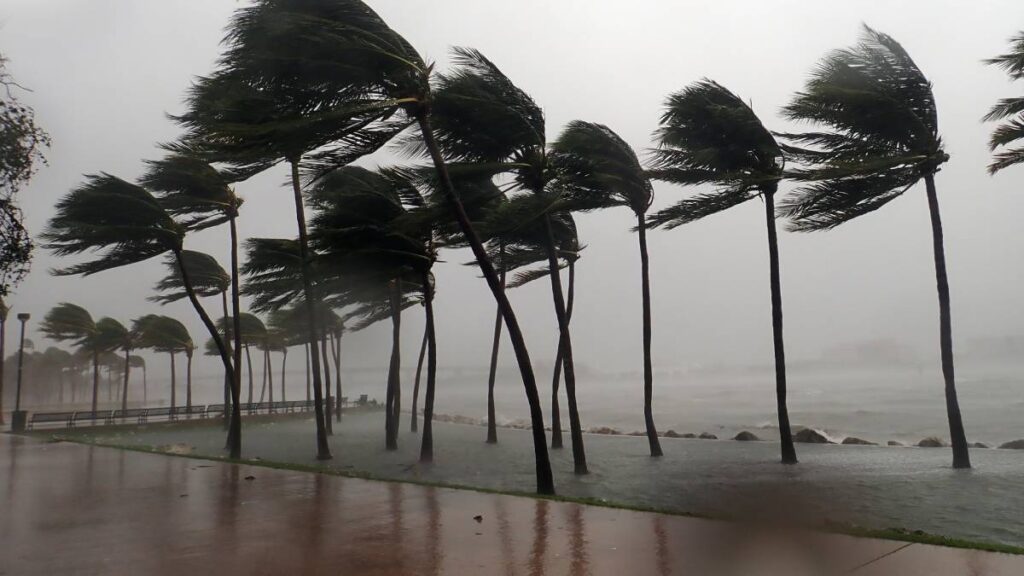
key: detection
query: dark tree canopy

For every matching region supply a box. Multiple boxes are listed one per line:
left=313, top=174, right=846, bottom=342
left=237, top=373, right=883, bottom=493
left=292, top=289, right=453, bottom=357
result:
left=0, top=54, right=50, bottom=295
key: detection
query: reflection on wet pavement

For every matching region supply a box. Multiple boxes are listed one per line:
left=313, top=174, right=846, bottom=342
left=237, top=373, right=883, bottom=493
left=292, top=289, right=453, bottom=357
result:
left=1, top=434, right=1022, bottom=575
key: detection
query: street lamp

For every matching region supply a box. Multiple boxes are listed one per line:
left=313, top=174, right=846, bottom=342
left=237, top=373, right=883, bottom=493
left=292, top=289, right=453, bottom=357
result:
left=11, top=312, right=30, bottom=432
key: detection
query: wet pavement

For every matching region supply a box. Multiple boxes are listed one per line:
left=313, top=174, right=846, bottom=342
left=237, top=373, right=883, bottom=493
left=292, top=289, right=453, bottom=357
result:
left=1, top=434, right=1021, bottom=575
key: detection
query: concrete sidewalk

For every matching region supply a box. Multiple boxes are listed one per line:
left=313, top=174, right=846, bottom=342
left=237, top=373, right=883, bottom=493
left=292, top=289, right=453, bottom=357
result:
left=1, top=434, right=1020, bottom=575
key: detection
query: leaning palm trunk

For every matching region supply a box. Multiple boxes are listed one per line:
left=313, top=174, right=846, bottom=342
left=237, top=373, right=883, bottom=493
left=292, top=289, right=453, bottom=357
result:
left=542, top=216, right=587, bottom=475
left=186, top=351, right=193, bottom=410
left=416, top=110, right=555, bottom=494
left=227, top=211, right=243, bottom=457
left=763, top=188, right=797, bottom=464
left=550, top=260, right=575, bottom=450
left=385, top=281, right=402, bottom=450
left=221, top=291, right=231, bottom=424
left=245, top=345, right=254, bottom=404
left=266, top=348, right=274, bottom=406
left=304, top=343, right=311, bottom=402
left=320, top=334, right=333, bottom=434
left=637, top=215, right=663, bottom=457
left=331, top=330, right=341, bottom=422
left=91, top=351, right=99, bottom=413
left=924, top=174, right=970, bottom=468
left=288, top=158, right=331, bottom=460
left=486, top=243, right=506, bottom=444
left=169, top=352, right=177, bottom=411
left=420, top=270, right=438, bottom=463
left=412, top=324, right=427, bottom=433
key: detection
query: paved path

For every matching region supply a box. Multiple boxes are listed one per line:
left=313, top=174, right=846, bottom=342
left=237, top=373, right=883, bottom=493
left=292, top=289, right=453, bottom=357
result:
left=1, top=435, right=1021, bottom=575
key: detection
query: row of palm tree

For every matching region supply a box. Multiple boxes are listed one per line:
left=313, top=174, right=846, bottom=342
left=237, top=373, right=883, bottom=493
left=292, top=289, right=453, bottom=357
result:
left=38, top=0, right=1024, bottom=494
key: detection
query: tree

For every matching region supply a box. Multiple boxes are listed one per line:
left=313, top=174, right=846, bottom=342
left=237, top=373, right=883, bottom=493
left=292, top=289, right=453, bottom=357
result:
left=0, top=54, right=50, bottom=295
left=648, top=79, right=797, bottom=464
left=93, top=317, right=138, bottom=413
left=779, top=25, right=969, bottom=468
left=216, top=312, right=266, bottom=406
left=142, top=156, right=244, bottom=446
left=129, top=354, right=147, bottom=405
left=40, top=174, right=236, bottom=436
left=176, top=0, right=552, bottom=490
left=985, top=32, right=1024, bottom=174
left=427, top=48, right=588, bottom=475
left=39, top=303, right=104, bottom=413
left=135, top=315, right=193, bottom=411
left=551, top=120, right=664, bottom=457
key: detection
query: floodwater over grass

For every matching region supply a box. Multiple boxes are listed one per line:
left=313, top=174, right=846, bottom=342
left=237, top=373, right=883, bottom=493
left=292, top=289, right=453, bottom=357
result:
left=48, top=410, right=1024, bottom=548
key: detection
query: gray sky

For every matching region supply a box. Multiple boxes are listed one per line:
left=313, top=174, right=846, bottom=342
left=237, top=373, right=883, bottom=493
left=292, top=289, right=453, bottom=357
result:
left=3, top=0, right=1024, bottom=381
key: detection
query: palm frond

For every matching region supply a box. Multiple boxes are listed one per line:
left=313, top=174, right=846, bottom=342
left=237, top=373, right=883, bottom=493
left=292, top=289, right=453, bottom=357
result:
left=551, top=120, right=652, bottom=215
left=150, top=250, right=230, bottom=304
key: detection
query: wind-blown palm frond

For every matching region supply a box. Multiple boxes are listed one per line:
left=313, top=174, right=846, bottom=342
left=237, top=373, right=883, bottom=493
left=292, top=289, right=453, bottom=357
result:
left=94, top=317, right=136, bottom=352
left=150, top=250, right=230, bottom=305
left=551, top=120, right=652, bottom=215
left=39, top=302, right=96, bottom=347
left=141, top=154, right=240, bottom=230
left=779, top=25, right=947, bottom=231
left=134, top=315, right=193, bottom=354
left=41, top=174, right=183, bottom=275
left=985, top=32, right=1024, bottom=174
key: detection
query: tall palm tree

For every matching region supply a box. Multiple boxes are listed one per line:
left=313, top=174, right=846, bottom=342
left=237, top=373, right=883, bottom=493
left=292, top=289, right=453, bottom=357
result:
left=40, top=175, right=236, bottom=436
left=135, top=315, right=193, bottom=411
left=39, top=303, right=104, bottom=413
left=176, top=0, right=552, bottom=489
left=216, top=312, right=267, bottom=406
left=129, top=354, right=147, bottom=405
left=142, top=156, right=244, bottom=443
left=985, top=32, right=1024, bottom=174
left=428, top=49, right=588, bottom=474
left=93, top=317, right=138, bottom=413
left=648, top=79, right=797, bottom=464
left=0, top=296, right=7, bottom=423
left=551, top=121, right=664, bottom=456
left=780, top=26, right=969, bottom=468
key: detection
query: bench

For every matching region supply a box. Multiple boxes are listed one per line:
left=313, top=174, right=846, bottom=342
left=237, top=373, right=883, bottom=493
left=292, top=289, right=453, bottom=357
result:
left=239, top=403, right=256, bottom=415
left=72, top=411, right=112, bottom=427
left=27, top=411, right=76, bottom=429
left=206, top=404, right=226, bottom=417
left=145, top=407, right=172, bottom=422
left=110, top=408, right=148, bottom=424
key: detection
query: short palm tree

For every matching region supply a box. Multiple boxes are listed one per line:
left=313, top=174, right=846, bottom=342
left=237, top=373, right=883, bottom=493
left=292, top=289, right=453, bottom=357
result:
left=552, top=120, right=664, bottom=457
left=648, top=79, right=797, bottom=464
left=779, top=25, right=969, bottom=468
left=39, top=303, right=104, bottom=413
left=985, top=32, right=1024, bottom=174
left=93, top=317, right=138, bottom=413
left=216, top=312, right=266, bottom=405
left=142, top=156, right=244, bottom=442
left=129, top=354, right=147, bottom=404
left=134, top=315, right=193, bottom=411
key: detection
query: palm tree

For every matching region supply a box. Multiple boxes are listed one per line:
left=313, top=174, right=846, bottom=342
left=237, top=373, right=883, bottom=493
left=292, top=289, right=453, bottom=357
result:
left=176, top=0, right=552, bottom=489
left=428, top=49, right=588, bottom=475
left=550, top=121, right=665, bottom=456
left=135, top=315, right=193, bottom=411
left=216, top=312, right=266, bottom=406
left=779, top=25, right=969, bottom=468
left=0, top=296, right=7, bottom=423
left=93, top=317, right=138, bottom=413
left=129, top=355, right=147, bottom=405
left=39, top=303, right=104, bottom=413
left=985, top=32, right=1024, bottom=174
left=648, top=79, right=797, bottom=464
left=142, top=156, right=244, bottom=443
left=40, top=175, right=236, bottom=436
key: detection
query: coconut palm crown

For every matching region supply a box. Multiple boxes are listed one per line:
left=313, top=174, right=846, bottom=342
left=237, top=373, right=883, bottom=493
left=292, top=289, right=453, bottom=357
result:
left=984, top=31, right=1024, bottom=174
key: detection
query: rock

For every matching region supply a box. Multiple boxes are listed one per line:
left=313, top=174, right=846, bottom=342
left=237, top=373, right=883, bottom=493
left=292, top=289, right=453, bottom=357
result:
left=733, top=431, right=760, bottom=441
left=588, top=426, right=620, bottom=435
left=887, top=440, right=904, bottom=447
left=663, top=430, right=681, bottom=438
left=971, top=442, right=990, bottom=449
left=473, top=515, right=483, bottom=523
left=698, top=432, right=718, bottom=440
left=841, top=437, right=877, bottom=446
left=793, top=428, right=831, bottom=444
left=681, top=433, right=697, bottom=439
left=998, top=439, right=1024, bottom=450
left=917, top=437, right=945, bottom=448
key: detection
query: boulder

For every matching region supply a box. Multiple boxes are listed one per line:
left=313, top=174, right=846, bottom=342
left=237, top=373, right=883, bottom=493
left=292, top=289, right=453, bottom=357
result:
left=971, top=442, right=990, bottom=449
left=793, top=428, right=831, bottom=444
left=841, top=437, right=877, bottom=446
left=698, top=432, right=718, bottom=440
left=681, top=433, right=697, bottom=439
left=663, top=430, right=681, bottom=438
left=917, top=437, right=945, bottom=448
left=733, top=431, right=760, bottom=441
left=887, top=440, right=905, bottom=447
left=588, top=426, right=621, bottom=435
left=998, top=439, right=1024, bottom=450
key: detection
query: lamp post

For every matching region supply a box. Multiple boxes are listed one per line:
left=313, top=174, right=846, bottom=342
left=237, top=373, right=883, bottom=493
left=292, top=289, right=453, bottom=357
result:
left=11, top=312, right=30, bottom=432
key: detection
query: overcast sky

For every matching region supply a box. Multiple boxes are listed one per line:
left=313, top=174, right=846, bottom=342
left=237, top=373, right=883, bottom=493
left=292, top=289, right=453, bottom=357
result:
left=3, top=0, right=1024, bottom=383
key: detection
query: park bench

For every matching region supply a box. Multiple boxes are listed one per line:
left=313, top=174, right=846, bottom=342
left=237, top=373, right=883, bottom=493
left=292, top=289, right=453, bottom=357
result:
left=110, top=408, right=148, bottom=424
left=253, top=402, right=271, bottom=414
left=72, top=411, right=112, bottom=427
left=206, top=404, right=226, bottom=418
left=182, top=405, right=207, bottom=419
left=287, top=400, right=305, bottom=413
left=240, top=402, right=256, bottom=415
left=145, top=407, right=172, bottom=422
left=27, top=411, right=76, bottom=429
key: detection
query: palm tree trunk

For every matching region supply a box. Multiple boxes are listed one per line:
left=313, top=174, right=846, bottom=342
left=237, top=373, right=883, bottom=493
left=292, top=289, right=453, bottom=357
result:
left=385, top=281, right=402, bottom=450
left=142, top=365, right=147, bottom=406
left=763, top=189, right=797, bottom=464
left=169, top=352, right=176, bottom=412
left=637, top=214, right=663, bottom=457
left=267, top=347, right=274, bottom=406
left=221, top=290, right=231, bottom=426
left=245, top=345, right=254, bottom=404
left=0, top=317, right=6, bottom=424
left=486, top=242, right=506, bottom=444
left=542, top=215, right=588, bottom=475
left=330, top=330, right=341, bottom=422
left=259, top=348, right=267, bottom=403
left=281, top=348, right=287, bottom=403
left=186, top=352, right=193, bottom=411
left=305, top=343, right=311, bottom=402
left=91, top=350, right=99, bottom=413
left=289, top=157, right=331, bottom=460
left=420, top=270, right=438, bottom=463
left=416, top=110, right=554, bottom=495
left=924, top=174, right=970, bottom=469
left=550, top=260, right=575, bottom=450
left=321, top=334, right=333, bottom=434
left=412, top=322, right=427, bottom=433
left=121, top=348, right=130, bottom=413
left=227, top=211, right=243, bottom=458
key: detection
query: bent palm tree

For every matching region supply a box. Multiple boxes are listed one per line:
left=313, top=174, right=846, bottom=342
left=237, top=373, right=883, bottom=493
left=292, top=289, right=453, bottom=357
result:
left=39, top=303, right=104, bottom=412
left=649, top=79, right=797, bottom=464
left=552, top=120, right=663, bottom=457
left=93, top=317, right=138, bottom=413
left=135, top=315, right=193, bottom=411
left=780, top=26, right=969, bottom=468
left=985, top=32, right=1024, bottom=174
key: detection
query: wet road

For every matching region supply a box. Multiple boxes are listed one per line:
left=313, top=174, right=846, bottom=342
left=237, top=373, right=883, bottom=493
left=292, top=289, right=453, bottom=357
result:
left=1, top=435, right=1021, bottom=575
